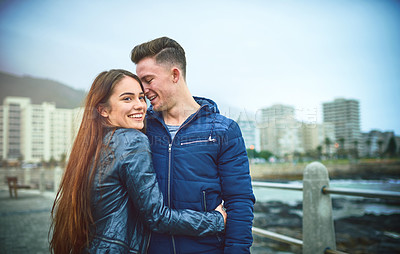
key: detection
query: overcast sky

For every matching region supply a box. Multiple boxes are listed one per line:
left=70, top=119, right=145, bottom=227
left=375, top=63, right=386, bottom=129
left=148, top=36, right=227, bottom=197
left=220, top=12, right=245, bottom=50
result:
left=1, top=0, right=399, bottom=134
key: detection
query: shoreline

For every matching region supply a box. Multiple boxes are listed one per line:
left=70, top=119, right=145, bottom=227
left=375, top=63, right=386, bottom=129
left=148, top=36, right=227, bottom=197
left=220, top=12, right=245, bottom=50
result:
left=250, top=160, right=400, bottom=181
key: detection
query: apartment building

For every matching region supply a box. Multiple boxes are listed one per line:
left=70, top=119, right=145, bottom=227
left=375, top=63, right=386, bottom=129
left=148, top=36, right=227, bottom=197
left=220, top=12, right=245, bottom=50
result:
left=258, top=104, right=303, bottom=157
left=1, top=96, right=82, bottom=163
left=323, top=98, right=361, bottom=151
left=256, top=104, right=336, bottom=158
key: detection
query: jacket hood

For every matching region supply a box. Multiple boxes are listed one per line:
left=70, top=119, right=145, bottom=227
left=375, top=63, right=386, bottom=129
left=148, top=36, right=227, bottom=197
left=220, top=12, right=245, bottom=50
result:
left=193, top=96, right=220, bottom=114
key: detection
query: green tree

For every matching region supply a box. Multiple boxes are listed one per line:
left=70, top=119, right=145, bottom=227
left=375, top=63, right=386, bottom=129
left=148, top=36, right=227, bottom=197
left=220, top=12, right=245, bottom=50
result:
left=59, top=153, right=67, bottom=168
left=384, top=137, right=397, bottom=158
left=377, top=140, right=384, bottom=158
left=49, top=156, right=57, bottom=168
left=258, top=150, right=274, bottom=161
left=316, top=145, right=322, bottom=160
left=337, top=137, right=346, bottom=158
left=353, top=140, right=359, bottom=159
left=324, top=137, right=331, bottom=157
left=365, top=139, right=371, bottom=158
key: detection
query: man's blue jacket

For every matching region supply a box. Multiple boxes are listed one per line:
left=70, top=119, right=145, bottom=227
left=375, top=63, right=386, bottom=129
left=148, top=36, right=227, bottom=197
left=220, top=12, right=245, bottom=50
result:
left=146, top=97, right=255, bottom=254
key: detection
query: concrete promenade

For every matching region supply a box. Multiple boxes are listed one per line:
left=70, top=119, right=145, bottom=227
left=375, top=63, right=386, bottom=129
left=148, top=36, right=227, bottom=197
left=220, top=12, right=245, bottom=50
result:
left=0, top=189, right=266, bottom=254
left=0, top=189, right=55, bottom=254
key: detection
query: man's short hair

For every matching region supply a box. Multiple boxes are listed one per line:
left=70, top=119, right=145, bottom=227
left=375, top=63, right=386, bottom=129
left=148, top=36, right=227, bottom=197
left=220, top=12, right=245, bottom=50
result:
left=131, top=37, right=186, bottom=79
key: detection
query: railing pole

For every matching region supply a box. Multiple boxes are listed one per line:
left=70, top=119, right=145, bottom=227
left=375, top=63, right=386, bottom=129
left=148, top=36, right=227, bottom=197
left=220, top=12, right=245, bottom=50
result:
left=303, top=162, right=336, bottom=253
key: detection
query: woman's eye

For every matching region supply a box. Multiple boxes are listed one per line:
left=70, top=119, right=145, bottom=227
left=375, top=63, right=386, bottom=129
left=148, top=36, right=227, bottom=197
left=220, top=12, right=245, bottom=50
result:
left=139, top=96, right=145, bottom=101
left=123, top=97, right=132, bottom=101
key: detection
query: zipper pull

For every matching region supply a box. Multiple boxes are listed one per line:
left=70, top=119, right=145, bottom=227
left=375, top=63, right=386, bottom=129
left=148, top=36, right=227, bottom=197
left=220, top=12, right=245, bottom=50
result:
left=208, top=135, right=216, bottom=142
left=168, top=143, right=172, bottom=152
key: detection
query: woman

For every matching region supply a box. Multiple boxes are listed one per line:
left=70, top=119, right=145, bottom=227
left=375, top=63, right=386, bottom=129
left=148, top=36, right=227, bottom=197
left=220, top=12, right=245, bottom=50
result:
left=50, top=69, right=226, bottom=254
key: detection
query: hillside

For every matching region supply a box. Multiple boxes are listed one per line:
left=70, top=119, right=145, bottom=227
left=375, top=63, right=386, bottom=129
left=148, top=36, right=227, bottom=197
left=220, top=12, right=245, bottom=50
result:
left=0, top=71, right=86, bottom=108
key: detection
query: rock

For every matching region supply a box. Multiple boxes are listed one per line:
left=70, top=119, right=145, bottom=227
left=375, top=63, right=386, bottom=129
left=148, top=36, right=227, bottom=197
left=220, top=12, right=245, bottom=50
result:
left=253, top=199, right=400, bottom=253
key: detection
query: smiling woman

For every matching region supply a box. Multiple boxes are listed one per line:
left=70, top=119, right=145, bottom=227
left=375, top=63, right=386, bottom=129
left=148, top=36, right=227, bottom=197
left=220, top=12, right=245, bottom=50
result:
left=49, top=69, right=226, bottom=254
left=98, top=75, right=147, bottom=130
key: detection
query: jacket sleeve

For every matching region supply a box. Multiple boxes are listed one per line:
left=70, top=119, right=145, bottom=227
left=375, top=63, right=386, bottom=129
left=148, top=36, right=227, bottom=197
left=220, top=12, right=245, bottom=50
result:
left=119, top=133, right=224, bottom=236
left=218, top=121, right=255, bottom=254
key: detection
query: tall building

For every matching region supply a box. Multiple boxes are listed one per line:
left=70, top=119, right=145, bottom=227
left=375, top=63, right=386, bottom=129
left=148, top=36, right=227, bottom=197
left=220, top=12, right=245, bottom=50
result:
left=1, top=96, right=82, bottom=164
left=322, top=98, right=361, bottom=151
left=1, top=97, right=31, bottom=161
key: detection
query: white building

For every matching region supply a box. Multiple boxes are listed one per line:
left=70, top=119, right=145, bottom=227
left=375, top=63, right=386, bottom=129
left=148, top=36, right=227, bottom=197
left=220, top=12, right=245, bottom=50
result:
left=323, top=98, right=361, bottom=151
left=258, top=104, right=303, bottom=157
left=256, top=104, right=336, bottom=158
left=1, top=96, right=82, bottom=163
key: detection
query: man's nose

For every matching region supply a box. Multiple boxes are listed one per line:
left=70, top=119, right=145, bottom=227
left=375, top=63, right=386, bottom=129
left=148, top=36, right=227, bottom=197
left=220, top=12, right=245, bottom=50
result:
left=143, top=82, right=150, bottom=94
left=143, top=86, right=150, bottom=96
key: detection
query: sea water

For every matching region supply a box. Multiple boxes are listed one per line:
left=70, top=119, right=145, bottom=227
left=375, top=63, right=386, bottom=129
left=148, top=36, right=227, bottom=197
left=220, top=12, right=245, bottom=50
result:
left=253, top=179, right=400, bottom=219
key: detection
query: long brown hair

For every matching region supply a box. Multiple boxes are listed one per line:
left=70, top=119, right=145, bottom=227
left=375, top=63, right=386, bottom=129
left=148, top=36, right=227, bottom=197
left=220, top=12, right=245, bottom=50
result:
left=49, top=69, right=143, bottom=254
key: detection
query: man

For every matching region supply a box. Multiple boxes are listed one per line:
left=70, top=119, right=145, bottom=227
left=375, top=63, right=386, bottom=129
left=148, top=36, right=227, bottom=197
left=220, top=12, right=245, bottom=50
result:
left=130, top=37, right=255, bottom=254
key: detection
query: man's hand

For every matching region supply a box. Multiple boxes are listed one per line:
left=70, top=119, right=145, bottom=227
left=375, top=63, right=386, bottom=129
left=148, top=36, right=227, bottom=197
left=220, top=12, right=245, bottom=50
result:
left=215, top=203, right=227, bottom=226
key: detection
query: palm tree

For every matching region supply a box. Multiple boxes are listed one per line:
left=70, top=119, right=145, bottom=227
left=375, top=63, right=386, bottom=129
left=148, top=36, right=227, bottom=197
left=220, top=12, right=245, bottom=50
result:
left=337, top=137, right=345, bottom=158
left=324, top=137, right=331, bottom=158
left=317, top=145, right=322, bottom=160
left=365, top=139, right=371, bottom=158
left=338, top=137, right=345, bottom=149
left=353, top=140, right=359, bottom=159
left=377, top=140, right=384, bottom=158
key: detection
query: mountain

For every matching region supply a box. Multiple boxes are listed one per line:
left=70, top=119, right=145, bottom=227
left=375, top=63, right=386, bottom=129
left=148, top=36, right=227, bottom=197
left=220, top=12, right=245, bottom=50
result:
left=0, top=71, right=86, bottom=108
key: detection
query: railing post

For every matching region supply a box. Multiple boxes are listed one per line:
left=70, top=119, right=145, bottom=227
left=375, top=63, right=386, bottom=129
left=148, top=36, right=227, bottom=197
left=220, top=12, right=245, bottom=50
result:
left=303, top=162, right=336, bottom=253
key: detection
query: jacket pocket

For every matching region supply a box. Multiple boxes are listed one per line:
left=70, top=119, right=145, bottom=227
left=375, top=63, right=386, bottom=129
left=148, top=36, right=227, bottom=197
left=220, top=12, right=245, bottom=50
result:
left=199, top=191, right=225, bottom=245
left=180, top=136, right=216, bottom=146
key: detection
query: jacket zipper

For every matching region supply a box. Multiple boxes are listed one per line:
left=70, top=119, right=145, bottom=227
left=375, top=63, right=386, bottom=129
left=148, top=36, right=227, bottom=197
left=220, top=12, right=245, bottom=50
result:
left=168, top=143, right=177, bottom=254
left=166, top=106, right=205, bottom=254
left=168, top=144, right=172, bottom=207
left=145, top=232, right=151, bottom=253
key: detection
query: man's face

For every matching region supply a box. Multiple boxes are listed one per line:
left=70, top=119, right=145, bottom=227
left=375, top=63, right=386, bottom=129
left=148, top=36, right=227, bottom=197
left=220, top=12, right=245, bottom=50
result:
left=136, top=57, right=176, bottom=112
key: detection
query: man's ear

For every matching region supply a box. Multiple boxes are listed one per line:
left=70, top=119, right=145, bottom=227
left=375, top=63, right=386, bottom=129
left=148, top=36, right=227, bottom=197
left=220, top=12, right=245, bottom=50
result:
left=172, top=68, right=180, bottom=83
left=98, top=105, right=109, bottom=118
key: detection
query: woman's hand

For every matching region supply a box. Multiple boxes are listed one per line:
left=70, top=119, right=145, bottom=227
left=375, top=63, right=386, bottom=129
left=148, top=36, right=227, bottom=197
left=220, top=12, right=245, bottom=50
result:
left=214, top=203, right=227, bottom=226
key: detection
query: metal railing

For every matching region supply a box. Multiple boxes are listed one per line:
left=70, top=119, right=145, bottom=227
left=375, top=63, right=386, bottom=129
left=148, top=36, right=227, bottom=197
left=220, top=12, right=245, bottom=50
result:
left=252, top=161, right=400, bottom=254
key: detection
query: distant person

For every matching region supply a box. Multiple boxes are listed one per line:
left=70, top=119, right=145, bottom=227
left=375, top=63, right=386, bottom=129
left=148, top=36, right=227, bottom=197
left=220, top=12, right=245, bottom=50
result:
left=131, top=37, right=255, bottom=253
left=50, top=69, right=226, bottom=254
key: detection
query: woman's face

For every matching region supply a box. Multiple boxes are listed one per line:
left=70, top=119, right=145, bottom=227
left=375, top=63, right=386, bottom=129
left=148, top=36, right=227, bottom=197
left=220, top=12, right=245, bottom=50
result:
left=100, top=76, right=147, bottom=130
